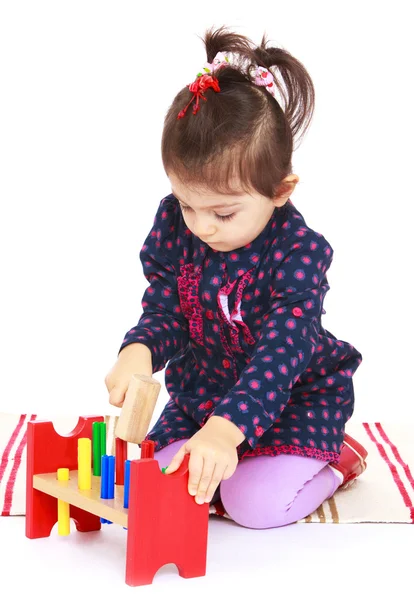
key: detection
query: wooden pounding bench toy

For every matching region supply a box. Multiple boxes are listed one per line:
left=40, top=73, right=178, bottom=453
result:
left=25, top=374, right=209, bottom=586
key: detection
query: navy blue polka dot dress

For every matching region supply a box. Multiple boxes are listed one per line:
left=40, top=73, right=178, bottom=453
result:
left=119, top=194, right=362, bottom=464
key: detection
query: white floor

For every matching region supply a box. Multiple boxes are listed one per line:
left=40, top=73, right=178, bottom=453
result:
left=1, top=516, right=412, bottom=599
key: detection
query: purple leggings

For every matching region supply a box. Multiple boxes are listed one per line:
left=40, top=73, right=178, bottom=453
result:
left=154, top=439, right=341, bottom=529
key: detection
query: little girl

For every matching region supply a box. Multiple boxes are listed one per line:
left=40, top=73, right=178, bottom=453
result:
left=105, top=26, right=367, bottom=529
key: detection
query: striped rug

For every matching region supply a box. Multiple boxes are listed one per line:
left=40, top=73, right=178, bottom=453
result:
left=1, top=414, right=413, bottom=523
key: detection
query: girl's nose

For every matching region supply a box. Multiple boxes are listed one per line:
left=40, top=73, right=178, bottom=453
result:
left=193, top=219, right=217, bottom=239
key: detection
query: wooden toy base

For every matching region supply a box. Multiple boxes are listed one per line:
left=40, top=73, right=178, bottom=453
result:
left=33, top=471, right=128, bottom=527
left=25, top=416, right=209, bottom=586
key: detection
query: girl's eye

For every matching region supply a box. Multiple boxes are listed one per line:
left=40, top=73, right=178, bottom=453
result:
left=216, top=213, right=235, bottom=222
left=179, top=204, right=235, bottom=222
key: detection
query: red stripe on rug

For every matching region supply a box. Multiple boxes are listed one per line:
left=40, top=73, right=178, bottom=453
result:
left=363, top=423, right=414, bottom=524
left=1, top=414, right=37, bottom=516
left=375, top=423, right=414, bottom=493
left=0, top=414, right=27, bottom=484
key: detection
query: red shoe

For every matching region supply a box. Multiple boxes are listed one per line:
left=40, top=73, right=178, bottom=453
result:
left=329, top=433, right=368, bottom=489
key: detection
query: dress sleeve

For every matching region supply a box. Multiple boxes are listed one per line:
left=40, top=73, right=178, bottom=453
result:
left=211, top=233, right=334, bottom=449
left=119, top=196, right=189, bottom=373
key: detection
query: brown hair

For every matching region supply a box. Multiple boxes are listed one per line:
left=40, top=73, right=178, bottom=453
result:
left=161, top=26, right=315, bottom=200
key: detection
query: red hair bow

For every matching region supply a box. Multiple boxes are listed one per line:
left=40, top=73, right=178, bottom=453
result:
left=177, top=73, right=221, bottom=119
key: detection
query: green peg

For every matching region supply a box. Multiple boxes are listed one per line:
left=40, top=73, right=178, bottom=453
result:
left=92, top=422, right=101, bottom=476
left=99, top=421, right=106, bottom=457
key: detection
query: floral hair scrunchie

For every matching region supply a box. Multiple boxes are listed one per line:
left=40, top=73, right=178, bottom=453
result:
left=177, top=51, right=277, bottom=119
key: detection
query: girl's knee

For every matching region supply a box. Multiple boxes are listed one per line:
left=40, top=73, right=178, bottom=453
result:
left=220, top=458, right=336, bottom=529
left=220, top=478, right=298, bottom=529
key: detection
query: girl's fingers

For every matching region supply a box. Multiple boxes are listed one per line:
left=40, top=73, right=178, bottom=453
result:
left=193, top=456, right=216, bottom=505
left=188, top=451, right=204, bottom=498
left=204, top=463, right=226, bottom=504
left=164, top=445, right=187, bottom=475
left=108, top=385, right=126, bottom=407
left=221, top=461, right=237, bottom=480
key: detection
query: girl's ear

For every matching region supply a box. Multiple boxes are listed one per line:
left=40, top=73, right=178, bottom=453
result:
left=272, top=174, right=299, bottom=207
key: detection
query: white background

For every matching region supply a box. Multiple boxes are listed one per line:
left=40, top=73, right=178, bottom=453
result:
left=1, top=1, right=413, bottom=597
left=1, top=1, right=413, bottom=425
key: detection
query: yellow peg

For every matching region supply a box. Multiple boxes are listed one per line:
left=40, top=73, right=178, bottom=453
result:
left=57, top=468, right=70, bottom=536
left=78, top=438, right=92, bottom=490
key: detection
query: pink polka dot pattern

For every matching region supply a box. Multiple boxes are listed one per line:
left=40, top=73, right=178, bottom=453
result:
left=119, top=195, right=362, bottom=463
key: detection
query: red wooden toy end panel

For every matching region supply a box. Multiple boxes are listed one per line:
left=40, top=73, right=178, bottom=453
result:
left=25, top=415, right=104, bottom=538
left=126, top=454, right=209, bottom=586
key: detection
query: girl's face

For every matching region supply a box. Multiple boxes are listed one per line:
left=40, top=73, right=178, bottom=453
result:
left=168, top=172, right=289, bottom=253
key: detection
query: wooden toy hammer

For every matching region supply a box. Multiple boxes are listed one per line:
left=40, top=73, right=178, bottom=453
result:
left=115, top=374, right=161, bottom=444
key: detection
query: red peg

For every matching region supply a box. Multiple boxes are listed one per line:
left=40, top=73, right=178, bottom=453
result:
left=116, top=437, right=128, bottom=485
left=140, top=440, right=155, bottom=459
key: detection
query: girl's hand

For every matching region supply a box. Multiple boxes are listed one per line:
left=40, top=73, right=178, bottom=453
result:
left=105, top=343, right=152, bottom=407
left=164, top=416, right=245, bottom=504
